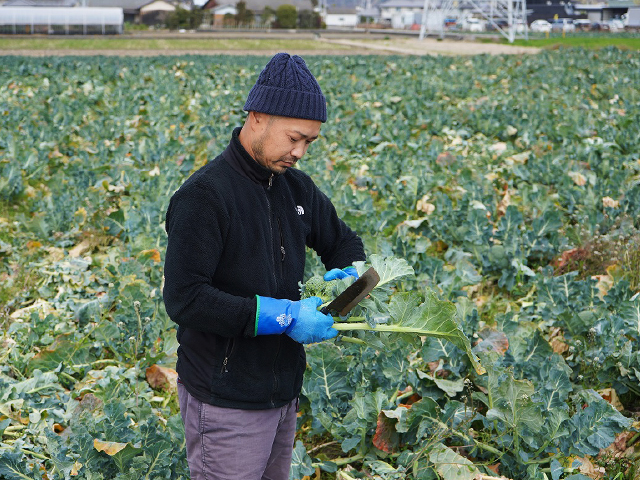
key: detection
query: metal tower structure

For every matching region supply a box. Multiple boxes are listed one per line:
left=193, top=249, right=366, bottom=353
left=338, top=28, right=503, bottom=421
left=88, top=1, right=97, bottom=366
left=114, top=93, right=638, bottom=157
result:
left=419, top=0, right=528, bottom=43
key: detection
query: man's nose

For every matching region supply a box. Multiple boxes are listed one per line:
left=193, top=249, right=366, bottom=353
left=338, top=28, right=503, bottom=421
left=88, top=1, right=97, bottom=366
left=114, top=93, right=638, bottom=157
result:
left=291, top=142, right=307, bottom=160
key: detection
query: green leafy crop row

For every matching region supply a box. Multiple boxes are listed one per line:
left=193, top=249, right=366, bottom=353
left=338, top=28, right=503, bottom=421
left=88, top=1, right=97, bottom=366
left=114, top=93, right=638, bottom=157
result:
left=0, top=49, right=639, bottom=479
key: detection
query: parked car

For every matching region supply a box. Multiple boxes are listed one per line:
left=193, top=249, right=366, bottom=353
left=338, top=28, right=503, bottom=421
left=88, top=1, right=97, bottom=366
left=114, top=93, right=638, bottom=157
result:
left=590, top=22, right=609, bottom=31
left=551, top=18, right=576, bottom=32
left=607, top=18, right=625, bottom=31
left=465, top=18, right=487, bottom=32
left=530, top=19, right=552, bottom=32
left=574, top=19, right=591, bottom=31
left=486, top=19, right=508, bottom=31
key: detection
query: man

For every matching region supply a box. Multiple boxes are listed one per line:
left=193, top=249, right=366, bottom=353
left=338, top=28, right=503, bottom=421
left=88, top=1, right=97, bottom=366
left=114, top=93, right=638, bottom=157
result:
left=163, top=53, right=365, bottom=480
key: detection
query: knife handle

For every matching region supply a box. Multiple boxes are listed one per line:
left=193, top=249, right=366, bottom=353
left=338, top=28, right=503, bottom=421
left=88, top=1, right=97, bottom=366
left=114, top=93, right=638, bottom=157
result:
left=320, top=306, right=330, bottom=315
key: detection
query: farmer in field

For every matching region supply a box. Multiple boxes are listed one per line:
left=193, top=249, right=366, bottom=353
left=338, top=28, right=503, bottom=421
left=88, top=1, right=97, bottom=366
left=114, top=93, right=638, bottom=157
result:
left=162, top=53, right=365, bottom=480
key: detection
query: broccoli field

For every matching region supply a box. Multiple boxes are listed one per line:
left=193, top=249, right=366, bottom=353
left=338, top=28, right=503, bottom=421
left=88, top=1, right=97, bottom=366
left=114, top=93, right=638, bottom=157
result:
left=1, top=50, right=639, bottom=479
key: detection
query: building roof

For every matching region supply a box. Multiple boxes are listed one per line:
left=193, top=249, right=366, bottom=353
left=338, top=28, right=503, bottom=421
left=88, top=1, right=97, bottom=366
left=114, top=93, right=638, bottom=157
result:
left=209, top=2, right=235, bottom=12
left=358, top=6, right=380, bottom=16
left=3, top=0, right=77, bottom=6
left=379, top=0, right=424, bottom=7
left=243, top=0, right=314, bottom=12
left=327, top=7, right=357, bottom=14
left=0, top=5, right=123, bottom=24
left=84, top=0, right=150, bottom=9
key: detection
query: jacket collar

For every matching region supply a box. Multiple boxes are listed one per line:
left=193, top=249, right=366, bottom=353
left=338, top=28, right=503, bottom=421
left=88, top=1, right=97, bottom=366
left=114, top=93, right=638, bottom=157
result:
left=223, top=127, right=273, bottom=187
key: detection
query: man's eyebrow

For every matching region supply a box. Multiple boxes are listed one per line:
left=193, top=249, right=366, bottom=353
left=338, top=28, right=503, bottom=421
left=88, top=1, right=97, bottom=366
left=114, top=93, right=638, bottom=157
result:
left=291, top=130, right=319, bottom=140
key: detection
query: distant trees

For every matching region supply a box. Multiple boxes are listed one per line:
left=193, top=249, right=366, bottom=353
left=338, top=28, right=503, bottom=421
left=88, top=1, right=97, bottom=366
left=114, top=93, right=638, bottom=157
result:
left=235, top=0, right=254, bottom=26
left=223, top=12, right=235, bottom=26
left=275, top=4, right=297, bottom=28
left=166, top=6, right=204, bottom=30
left=298, top=9, right=321, bottom=28
left=261, top=6, right=276, bottom=26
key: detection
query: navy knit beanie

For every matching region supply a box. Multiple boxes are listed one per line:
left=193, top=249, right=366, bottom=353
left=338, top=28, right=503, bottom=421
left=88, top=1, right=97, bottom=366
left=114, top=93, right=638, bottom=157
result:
left=244, top=53, right=327, bottom=123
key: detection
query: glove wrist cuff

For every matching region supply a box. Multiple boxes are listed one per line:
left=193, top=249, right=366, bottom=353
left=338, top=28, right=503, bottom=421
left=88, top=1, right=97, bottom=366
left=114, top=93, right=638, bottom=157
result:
left=255, top=296, right=300, bottom=336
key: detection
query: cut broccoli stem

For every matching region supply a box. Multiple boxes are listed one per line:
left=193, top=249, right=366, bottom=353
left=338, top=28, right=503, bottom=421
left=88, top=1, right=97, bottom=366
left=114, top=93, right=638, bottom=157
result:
left=334, top=321, right=448, bottom=336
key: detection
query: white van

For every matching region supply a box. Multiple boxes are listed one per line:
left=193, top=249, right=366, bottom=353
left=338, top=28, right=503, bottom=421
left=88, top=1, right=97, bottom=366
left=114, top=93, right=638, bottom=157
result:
left=464, top=18, right=486, bottom=32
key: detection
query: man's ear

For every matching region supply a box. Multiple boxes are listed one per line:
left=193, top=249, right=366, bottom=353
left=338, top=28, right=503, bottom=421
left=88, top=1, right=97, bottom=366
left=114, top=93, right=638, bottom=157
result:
left=251, top=111, right=266, bottom=126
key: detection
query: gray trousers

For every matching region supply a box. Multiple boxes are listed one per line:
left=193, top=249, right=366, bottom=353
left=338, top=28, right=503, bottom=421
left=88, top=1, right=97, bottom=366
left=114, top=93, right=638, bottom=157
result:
left=178, top=381, right=298, bottom=480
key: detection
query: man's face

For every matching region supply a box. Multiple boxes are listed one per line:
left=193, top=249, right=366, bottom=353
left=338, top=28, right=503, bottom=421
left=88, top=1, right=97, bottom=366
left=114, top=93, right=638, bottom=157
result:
left=251, top=115, right=322, bottom=175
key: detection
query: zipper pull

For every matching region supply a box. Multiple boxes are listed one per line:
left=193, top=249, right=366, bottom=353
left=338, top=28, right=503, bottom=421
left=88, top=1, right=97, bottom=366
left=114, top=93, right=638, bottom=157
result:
left=280, top=246, right=285, bottom=262
left=268, top=174, right=273, bottom=189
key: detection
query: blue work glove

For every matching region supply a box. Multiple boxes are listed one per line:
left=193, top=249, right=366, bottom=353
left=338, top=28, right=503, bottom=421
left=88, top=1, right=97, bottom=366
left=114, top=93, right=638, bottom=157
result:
left=324, top=266, right=359, bottom=281
left=255, top=296, right=338, bottom=344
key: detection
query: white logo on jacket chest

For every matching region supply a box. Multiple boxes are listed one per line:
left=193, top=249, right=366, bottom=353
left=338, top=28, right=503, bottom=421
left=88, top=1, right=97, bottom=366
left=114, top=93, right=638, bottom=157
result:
left=296, top=206, right=304, bottom=215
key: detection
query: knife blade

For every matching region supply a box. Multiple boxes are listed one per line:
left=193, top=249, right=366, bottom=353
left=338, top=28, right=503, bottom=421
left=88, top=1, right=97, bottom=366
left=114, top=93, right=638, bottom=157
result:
left=320, top=267, right=380, bottom=317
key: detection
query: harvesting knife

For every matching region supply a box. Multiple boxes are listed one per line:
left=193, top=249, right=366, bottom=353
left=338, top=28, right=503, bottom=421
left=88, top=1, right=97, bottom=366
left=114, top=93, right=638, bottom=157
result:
left=320, top=267, right=380, bottom=317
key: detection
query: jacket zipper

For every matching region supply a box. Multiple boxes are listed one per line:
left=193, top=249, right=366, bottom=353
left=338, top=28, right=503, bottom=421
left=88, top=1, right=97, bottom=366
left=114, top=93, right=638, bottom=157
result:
left=265, top=175, right=278, bottom=291
left=270, top=336, right=281, bottom=408
left=266, top=174, right=284, bottom=407
left=276, top=217, right=285, bottom=277
left=220, top=338, right=234, bottom=374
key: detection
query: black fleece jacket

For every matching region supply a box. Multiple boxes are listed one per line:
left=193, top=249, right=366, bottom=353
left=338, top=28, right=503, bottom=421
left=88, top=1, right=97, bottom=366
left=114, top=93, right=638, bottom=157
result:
left=163, top=127, right=365, bottom=409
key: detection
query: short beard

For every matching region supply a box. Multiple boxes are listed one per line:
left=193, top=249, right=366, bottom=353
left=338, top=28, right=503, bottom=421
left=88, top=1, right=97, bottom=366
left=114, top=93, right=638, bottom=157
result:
left=250, top=117, right=294, bottom=175
left=252, top=133, right=266, bottom=165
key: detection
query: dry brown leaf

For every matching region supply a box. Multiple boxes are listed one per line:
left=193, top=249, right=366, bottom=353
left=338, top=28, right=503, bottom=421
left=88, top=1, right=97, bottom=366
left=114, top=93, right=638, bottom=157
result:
left=70, top=461, right=82, bottom=476
left=372, top=412, right=399, bottom=453
left=26, top=240, right=42, bottom=251
left=140, top=249, right=161, bottom=263
left=46, top=246, right=65, bottom=262
left=496, top=185, right=511, bottom=219
left=436, top=152, right=456, bottom=166
left=576, top=456, right=605, bottom=479
left=10, top=299, right=55, bottom=320
left=599, top=431, right=636, bottom=459
left=93, top=439, right=128, bottom=456
left=569, top=171, right=587, bottom=186
left=598, top=388, right=624, bottom=412
left=553, top=247, right=588, bottom=271
left=549, top=327, right=569, bottom=354
left=506, top=151, right=530, bottom=165
left=474, top=328, right=509, bottom=356
left=602, top=196, right=620, bottom=208
left=68, top=239, right=92, bottom=258
left=146, top=364, right=178, bottom=391
left=489, top=142, right=508, bottom=155
left=416, top=194, right=436, bottom=215
left=592, top=274, right=614, bottom=300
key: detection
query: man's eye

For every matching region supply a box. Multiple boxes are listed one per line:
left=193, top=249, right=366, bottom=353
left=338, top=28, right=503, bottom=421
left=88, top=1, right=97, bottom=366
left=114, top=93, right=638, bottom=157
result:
left=289, top=136, right=298, bottom=143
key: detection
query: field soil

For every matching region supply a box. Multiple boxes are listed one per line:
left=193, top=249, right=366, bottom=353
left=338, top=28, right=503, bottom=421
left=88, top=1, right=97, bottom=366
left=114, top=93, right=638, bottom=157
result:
left=0, top=31, right=542, bottom=56
left=320, top=37, right=542, bottom=55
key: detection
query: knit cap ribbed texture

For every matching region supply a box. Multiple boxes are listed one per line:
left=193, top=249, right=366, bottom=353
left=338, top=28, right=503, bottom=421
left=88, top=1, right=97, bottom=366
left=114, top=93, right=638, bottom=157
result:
left=243, top=53, right=327, bottom=123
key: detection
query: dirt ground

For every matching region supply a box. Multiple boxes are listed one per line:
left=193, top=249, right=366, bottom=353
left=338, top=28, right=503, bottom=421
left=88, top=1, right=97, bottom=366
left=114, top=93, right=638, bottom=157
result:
left=319, top=37, right=541, bottom=56
left=1, top=48, right=377, bottom=56
left=0, top=34, right=541, bottom=57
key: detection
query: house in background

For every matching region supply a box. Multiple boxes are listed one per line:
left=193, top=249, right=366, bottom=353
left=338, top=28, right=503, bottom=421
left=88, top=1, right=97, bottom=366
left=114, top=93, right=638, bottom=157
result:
left=203, top=2, right=236, bottom=25
left=245, top=0, right=314, bottom=21
left=378, top=0, right=423, bottom=28
left=325, top=7, right=358, bottom=26
left=357, top=5, right=381, bottom=24
left=138, top=0, right=176, bottom=24
left=83, top=0, right=150, bottom=23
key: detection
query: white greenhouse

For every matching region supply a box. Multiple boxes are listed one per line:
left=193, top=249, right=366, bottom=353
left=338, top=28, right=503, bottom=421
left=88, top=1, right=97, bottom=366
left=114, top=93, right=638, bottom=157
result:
left=0, top=7, right=124, bottom=34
